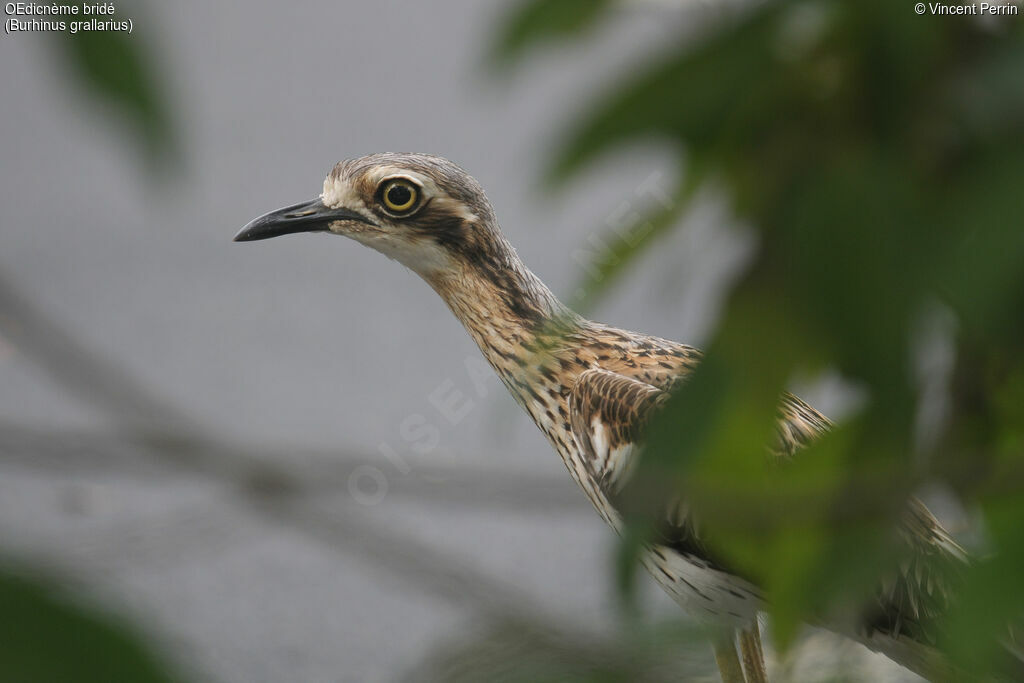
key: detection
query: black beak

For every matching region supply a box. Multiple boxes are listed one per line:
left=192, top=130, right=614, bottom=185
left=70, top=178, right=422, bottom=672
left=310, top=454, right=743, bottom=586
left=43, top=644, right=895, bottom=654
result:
left=234, top=198, right=375, bottom=242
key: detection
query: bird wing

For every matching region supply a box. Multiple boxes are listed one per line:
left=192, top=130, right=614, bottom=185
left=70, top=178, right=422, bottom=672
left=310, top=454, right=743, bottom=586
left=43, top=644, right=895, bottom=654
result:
left=581, top=327, right=833, bottom=458
left=867, top=497, right=968, bottom=645
left=566, top=368, right=664, bottom=496
left=772, top=392, right=833, bottom=457
left=567, top=364, right=968, bottom=647
left=567, top=368, right=730, bottom=572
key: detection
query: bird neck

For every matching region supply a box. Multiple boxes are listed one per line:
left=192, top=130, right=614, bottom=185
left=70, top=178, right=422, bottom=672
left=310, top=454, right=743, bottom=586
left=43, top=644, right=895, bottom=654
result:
left=423, top=235, right=580, bottom=382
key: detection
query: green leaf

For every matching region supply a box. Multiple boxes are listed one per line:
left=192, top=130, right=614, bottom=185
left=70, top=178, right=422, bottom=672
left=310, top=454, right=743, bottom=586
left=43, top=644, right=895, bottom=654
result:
left=53, top=8, right=177, bottom=170
left=547, top=3, right=782, bottom=183
left=569, top=170, right=697, bottom=315
left=490, top=0, right=615, bottom=68
left=943, top=499, right=1024, bottom=677
left=0, top=567, right=179, bottom=683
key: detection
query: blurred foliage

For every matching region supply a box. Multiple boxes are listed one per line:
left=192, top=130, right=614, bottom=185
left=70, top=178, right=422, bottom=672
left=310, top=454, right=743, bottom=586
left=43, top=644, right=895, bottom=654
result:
left=0, top=567, right=177, bottom=683
left=499, top=0, right=1024, bottom=677
left=52, top=2, right=177, bottom=170
left=491, top=0, right=615, bottom=66
left=0, top=7, right=180, bottom=680
left=404, top=617, right=907, bottom=683
left=402, top=618, right=715, bottom=683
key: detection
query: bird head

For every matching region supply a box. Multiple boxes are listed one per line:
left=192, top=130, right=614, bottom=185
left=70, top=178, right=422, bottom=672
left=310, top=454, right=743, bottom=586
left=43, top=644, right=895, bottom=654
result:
left=235, top=153, right=501, bottom=278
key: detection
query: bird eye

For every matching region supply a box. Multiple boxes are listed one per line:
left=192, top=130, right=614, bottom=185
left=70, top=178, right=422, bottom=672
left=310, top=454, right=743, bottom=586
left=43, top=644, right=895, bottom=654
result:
left=379, top=179, right=420, bottom=215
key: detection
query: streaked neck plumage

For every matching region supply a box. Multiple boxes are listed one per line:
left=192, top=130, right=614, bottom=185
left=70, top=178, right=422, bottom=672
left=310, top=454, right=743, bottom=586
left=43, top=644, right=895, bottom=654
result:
left=421, top=228, right=583, bottom=406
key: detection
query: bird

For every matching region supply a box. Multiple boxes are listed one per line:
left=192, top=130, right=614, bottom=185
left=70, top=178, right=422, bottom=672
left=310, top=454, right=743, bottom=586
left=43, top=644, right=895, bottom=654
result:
left=235, top=153, right=982, bottom=682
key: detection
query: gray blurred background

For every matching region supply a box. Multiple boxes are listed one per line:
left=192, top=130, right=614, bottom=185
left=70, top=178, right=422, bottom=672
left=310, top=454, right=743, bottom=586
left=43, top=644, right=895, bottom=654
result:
left=0, top=1, right=913, bottom=681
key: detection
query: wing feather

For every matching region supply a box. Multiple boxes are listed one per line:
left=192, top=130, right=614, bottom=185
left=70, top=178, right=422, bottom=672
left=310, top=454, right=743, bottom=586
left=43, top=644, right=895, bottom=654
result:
left=567, top=368, right=663, bottom=493
left=568, top=368, right=732, bottom=573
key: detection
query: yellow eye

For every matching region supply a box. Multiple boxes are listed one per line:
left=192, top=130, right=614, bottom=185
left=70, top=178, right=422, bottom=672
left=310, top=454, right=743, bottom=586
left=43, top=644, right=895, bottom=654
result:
left=380, top=179, right=420, bottom=214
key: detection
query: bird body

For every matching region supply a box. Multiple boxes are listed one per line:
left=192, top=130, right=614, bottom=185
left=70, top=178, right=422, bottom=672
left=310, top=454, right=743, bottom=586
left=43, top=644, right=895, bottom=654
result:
left=237, top=153, right=981, bottom=682
left=452, top=311, right=766, bottom=626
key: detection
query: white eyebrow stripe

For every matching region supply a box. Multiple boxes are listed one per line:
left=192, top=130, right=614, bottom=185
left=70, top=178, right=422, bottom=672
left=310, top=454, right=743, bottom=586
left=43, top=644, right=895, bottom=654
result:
left=369, top=166, right=442, bottom=197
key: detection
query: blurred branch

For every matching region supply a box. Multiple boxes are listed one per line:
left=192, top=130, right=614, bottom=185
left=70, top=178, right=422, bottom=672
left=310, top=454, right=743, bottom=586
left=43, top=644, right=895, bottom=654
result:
left=0, top=420, right=587, bottom=514
left=401, top=617, right=714, bottom=683
left=0, top=269, right=192, bottom=436
left=0, top=269, right=599, bottom=642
